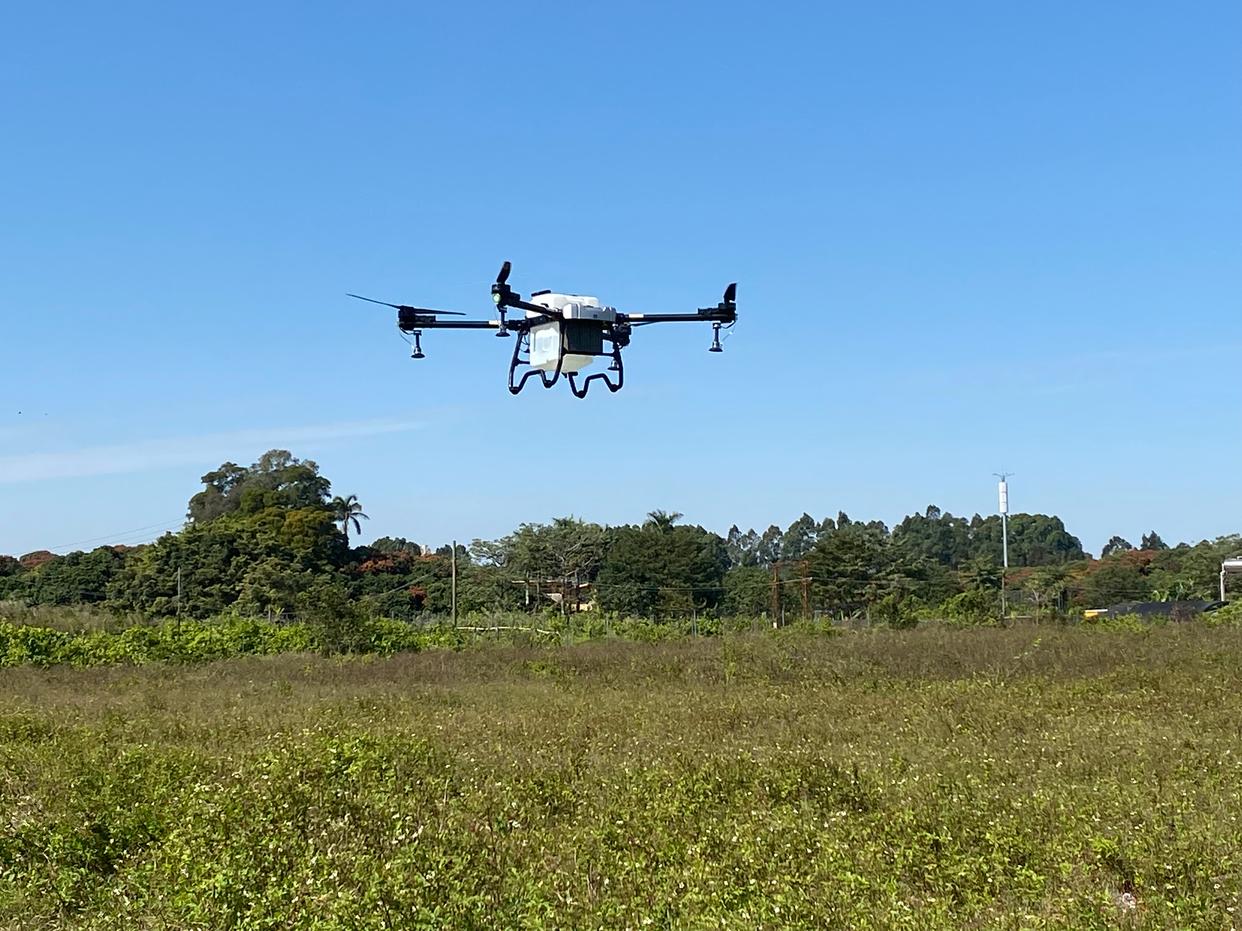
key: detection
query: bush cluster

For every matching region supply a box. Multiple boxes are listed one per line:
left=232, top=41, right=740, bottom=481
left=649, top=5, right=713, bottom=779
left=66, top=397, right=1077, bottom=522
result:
left=0, top=616, right=482, bottom=667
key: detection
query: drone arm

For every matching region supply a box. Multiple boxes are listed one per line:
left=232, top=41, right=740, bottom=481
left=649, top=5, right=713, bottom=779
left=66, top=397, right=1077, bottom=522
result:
left=396, top=316, right=558, bottom=333
left=502, top=297, right=565, bottom=319
left=623, top=282, right=737, bottom=327
left=397, top=317, right=501, bottom=332
left=624, top=309, right=737, bottom=326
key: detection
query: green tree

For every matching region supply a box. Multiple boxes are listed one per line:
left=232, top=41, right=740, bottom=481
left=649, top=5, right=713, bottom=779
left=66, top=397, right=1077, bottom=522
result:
left=806, top=521, right=894, bottom=619
left=892, top=506, right=974, bottom=567
left=779, top=513, right=819, bottom=562
left=597, top=517, right=728, bottom=619
left=236, top=557, right=320, bottom=618
left=469, top=538, right=509, bottom=568
left=962, top=556, right=1002, bottom=592
left=1025, top=565, right=1070, bottom=617
left=109, top=452, right=346, bottom=617
left=298, top=580, right=370, bottom=653
left=1150, top=578, right=1201, bottom=602
left=370, top=536, right=422, bottom=553
left=108, top=526, right=245, bottom=617
left=1077, top=557, right=1148, bottom=607
left=19, top=551, right=55, bottom=570
left=645, top=510, right=682, bottom=532
left=188, top=450, right=331, bottom=524
left=871, top=591, right=918, bottom=628
left=482, top=518, right=609, bottom=615
left=352, top=547, right=444, bottom=616
left=1140, top=531, right=1169, bottom=551
left=1146, top=535, right=1240, bottom=601
left=941, top=588, right=999, bottom=625
left=722, top=565, right=771, bottom=616
left=724, top=525, right=760, bottom=568
left=755, top=525, right=782, bottom=566
left=0, top=555, right=20, bottom=600
left=2, top=547, right=128, bottom=606
left=968, top=514, right=1085, bottom=566
left=1101, top=536, right=1134, bottom=557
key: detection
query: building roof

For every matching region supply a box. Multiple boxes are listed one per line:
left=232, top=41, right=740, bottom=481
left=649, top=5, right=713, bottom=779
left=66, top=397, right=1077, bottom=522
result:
left=1099, top=600, right=1222, bottom=618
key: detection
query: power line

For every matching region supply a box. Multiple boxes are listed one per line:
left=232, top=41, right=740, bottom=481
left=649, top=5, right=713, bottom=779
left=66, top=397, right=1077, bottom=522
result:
left=37, top=518, right=186, bottom=554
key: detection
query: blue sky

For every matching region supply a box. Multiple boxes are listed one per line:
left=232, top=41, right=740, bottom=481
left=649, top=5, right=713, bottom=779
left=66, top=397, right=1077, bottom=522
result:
left=1, top=1, right=1239, bottom=557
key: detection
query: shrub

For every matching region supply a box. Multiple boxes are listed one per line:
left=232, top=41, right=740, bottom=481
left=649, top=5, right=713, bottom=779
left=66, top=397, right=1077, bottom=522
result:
left=871, top=592, right=918, bottom=629
left=1204, top=600, right=1242, bottom=628
left=940, top=589, right=999, bottom=626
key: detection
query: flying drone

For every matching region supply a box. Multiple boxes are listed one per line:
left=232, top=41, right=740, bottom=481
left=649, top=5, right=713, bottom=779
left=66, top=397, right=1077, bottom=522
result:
left=349, top=262, right=737, bottom=397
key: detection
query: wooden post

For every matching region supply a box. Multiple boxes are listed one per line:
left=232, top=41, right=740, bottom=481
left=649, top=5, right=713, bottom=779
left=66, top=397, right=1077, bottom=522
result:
left=770, top=563, right=780, bottom=627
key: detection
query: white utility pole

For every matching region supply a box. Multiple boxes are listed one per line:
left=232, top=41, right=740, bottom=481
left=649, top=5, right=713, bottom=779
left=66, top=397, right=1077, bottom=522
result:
left=451, top=539, right=458, bottom=628
left=994, top=473, right=1013, bottom=617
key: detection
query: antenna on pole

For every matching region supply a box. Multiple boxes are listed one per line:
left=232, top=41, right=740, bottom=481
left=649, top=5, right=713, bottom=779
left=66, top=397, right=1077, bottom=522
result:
left=993, top=472, right=1013, bottom=620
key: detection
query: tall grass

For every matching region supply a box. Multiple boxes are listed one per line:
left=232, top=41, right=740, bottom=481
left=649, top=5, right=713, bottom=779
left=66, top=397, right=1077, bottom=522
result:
left=2, top=626, right=1241, bottom=928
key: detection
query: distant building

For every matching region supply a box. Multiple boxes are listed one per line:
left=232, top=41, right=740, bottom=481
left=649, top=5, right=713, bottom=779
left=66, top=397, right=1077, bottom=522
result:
left=1083, top=600, right=1222, bottom=622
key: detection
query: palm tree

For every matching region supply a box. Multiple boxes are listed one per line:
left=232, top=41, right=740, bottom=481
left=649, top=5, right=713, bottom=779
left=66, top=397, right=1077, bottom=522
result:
left=331, top=494, right=369, bottom=544
left=645, top=510, right=683, bottom=532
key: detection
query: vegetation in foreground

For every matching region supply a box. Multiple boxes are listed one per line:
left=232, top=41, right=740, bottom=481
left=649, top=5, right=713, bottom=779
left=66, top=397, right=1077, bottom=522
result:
left=3, top=625, right=1241, bottom=929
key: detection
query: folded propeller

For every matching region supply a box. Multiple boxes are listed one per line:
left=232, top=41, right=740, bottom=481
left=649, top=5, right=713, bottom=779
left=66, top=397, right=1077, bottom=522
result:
left=346, top=293, right=466, bottom=316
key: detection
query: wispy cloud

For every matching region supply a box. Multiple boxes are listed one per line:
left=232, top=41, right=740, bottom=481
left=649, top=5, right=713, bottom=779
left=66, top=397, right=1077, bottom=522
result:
left=0, top=418, right=423, bottom=484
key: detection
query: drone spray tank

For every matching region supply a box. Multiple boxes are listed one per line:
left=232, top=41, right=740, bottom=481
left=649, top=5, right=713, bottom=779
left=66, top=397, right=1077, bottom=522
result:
left=525, top=292, right=617, bottom=374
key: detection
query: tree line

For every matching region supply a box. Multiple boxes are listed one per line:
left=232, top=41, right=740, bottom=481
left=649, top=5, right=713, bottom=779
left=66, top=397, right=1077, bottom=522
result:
left=2, top=450, right=1238, bottom=625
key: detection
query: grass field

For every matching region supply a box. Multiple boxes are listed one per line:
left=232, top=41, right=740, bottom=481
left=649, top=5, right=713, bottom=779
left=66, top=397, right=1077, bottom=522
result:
left=3, top=625, right=1241, bottom=929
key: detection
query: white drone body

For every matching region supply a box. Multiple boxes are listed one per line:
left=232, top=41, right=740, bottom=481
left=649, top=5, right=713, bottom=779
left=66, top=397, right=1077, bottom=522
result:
left=526, top=292, right=617, bottom=373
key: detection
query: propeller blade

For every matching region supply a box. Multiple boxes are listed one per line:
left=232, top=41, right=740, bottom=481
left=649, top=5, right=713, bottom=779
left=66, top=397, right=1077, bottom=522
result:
left=347, top=294, right=466, bottom=315
left=723, top=282, right=737, bottom=304
left=347, top=293, right=401, bottom=309
left=496, top=260, right=512, bottom=285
